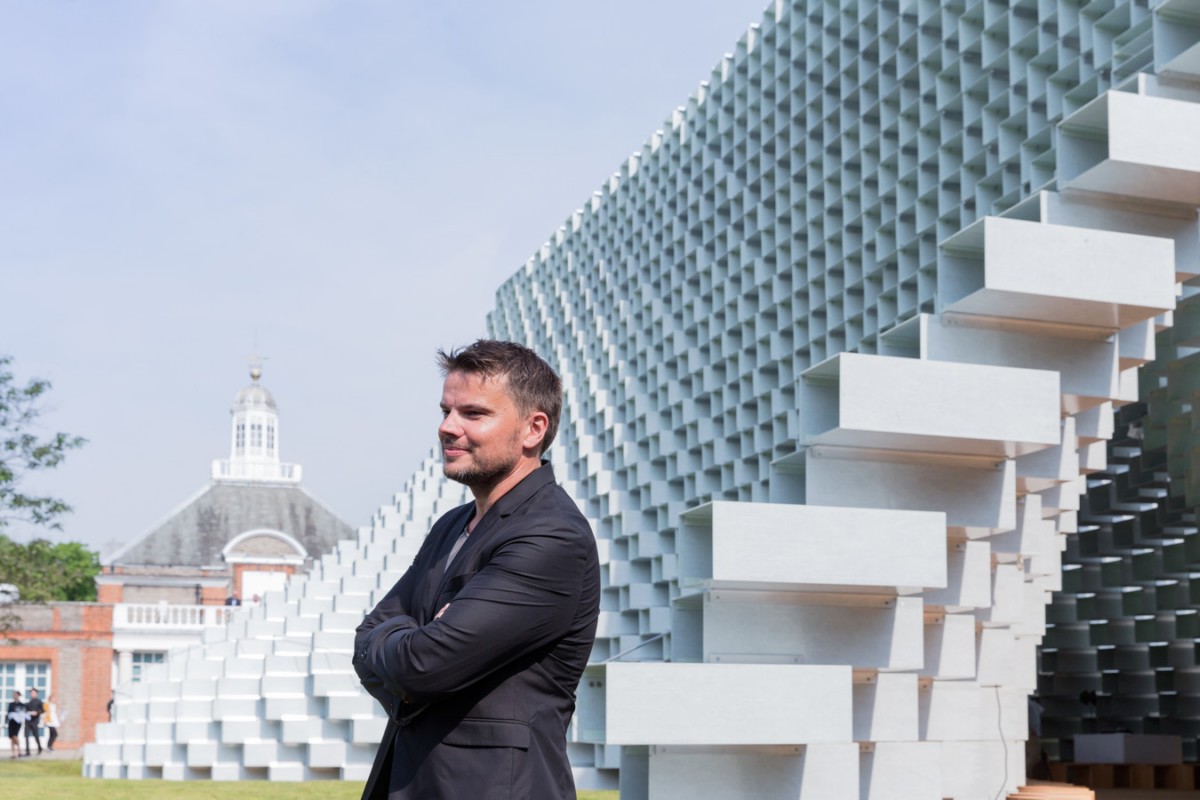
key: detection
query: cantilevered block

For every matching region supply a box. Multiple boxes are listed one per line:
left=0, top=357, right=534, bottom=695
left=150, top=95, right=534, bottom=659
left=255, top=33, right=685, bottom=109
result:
left=977, top=627, right=1018, bottom=687
left=976, top=564, right=1024, bottom=625
left=854, top=673, right=918, bottom=742
left=919, top=541, right=991, bottom=609
left=977, top=686, right=1029, bottom=741
left=800, top=352, right=1060, bottom=457
left=1010, top=189, right=1200, bottom=283
left=940, top=740, right=1024, bottom=800
left=144, top=741, right=181, bottom=767
left=307, top=739, right=348, bottom=768
left=1076, top=402, right=1116, bottom=442
left=351, top=716, right=387, bottom=744
left=940, top=217, right=1175, bottom=329
left=1119, top=320, right=1157, bottom=367
left=242, top=740, right=281, bottom=768
left=1015, top=418, right=1078, bottom=494
left=678, top=501, right=946, bottom=593
left=186, top=740, right=217, bottom=767
left=212, top=697, right=260, bottom=721
left=1059, top=90, right=1200, bottom=206
left=902, top=314, right=1121, bottom=413
left=312, top=670, right=359, bottom=697
left=989, top=496, right=1056, bottom=558
left=219, top=718, right=270, bottom=744
left=599, top=663, right=851, bottom=745
left=802, top=448, right=1017, bottom=535
left=618, top=743, right=859, bottom=800
left=861, top=741, right=942, bottom=800
left=674, top=591, right=924, bottom=670
left=211, top=762, right=251, bottom=781
left=326, top=693, right=375, bottom=719
left=921, top=612, right=976, bottom=679
left=920, top=680, right=981, bottom=742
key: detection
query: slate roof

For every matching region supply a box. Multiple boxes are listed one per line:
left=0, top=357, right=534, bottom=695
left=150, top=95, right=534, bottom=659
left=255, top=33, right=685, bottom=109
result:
left=106, top=483, right=354, bottom=567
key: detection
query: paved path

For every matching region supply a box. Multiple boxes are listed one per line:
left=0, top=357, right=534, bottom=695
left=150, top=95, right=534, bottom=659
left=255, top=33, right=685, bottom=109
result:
left=6, top=746, right=79, bottom=761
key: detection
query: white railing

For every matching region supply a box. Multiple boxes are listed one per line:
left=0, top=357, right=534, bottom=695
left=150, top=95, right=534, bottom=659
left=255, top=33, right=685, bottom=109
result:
left=112, top=603, right=233, bottom=630
left=210, top=459, right=302, bottom=483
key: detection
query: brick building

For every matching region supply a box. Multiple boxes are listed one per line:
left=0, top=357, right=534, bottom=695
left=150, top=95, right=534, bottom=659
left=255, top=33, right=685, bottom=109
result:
left=0, top=603, right=113, bottom=750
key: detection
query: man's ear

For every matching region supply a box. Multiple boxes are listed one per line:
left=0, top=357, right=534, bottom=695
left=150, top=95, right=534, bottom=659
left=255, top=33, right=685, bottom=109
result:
left=522, top=411, right=550, bottom=452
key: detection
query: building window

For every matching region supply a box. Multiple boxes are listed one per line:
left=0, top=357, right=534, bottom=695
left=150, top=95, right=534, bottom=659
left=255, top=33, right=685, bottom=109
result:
left=0, top=662, right=51, bottom=700
left=266, top=425, right=275, bottom=454
left=131, top=652, right=165, bottom=683
left=235, top=423, right=246, bottom=453
left=250, top=423, right=263, bottom=449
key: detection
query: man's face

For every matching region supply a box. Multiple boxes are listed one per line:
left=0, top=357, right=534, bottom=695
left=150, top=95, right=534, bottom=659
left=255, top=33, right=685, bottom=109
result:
left=29, top=690, right=37, bottom=699
left=439, top=371, right=530, bottom=488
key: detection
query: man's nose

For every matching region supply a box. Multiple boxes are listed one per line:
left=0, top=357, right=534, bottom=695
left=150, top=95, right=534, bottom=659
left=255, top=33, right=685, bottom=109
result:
left=438, top=414, right=461, bottom=438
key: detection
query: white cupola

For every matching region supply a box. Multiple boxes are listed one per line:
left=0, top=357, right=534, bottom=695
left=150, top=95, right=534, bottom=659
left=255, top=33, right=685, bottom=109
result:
left=211, top=366, right=302, bottom=484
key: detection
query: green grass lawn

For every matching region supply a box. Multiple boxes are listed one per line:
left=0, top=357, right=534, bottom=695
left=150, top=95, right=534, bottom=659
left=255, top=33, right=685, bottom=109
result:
left=0, top=759, right=619, bottom=799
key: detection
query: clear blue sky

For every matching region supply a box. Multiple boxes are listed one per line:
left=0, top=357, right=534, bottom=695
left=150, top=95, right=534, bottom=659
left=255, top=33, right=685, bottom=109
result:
left=1, top=1, right=769, bottom=555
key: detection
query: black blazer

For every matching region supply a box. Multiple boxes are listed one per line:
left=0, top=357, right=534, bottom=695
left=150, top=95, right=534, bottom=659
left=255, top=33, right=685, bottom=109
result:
left=354, top=463, right=600, bottom=800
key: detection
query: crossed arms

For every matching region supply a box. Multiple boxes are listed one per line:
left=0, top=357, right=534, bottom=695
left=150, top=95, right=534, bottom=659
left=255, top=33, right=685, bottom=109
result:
left=353, top=518, right=590, bottom=714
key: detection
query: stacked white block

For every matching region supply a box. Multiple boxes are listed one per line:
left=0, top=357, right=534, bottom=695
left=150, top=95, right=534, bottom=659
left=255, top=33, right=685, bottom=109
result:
left=565, top=300, right=1151, bottom=799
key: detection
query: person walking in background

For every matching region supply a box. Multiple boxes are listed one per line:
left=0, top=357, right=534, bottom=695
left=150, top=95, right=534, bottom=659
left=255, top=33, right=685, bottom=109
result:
left=44, top=694, right=59, bottom=752
left=6, top=690, right=26, bottom=758
left=224, top=591, right=241, bottom=606
left=23, top=688, right=43, bottom=756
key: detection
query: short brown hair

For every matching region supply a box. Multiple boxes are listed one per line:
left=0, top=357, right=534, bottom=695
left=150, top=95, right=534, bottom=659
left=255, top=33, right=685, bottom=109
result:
left=437, top=340, right=563, bottom=455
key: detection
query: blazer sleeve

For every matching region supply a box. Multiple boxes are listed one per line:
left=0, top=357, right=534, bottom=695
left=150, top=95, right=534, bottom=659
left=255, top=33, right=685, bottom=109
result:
left=364, top=513, right=590, bottom=702
left=353, top=517, right=450, bottom=714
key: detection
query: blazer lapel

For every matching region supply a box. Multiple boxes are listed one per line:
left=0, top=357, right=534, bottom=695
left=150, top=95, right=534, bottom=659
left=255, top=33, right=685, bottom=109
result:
left=414, top=504, right=474, bottom=622
left=438, top=463, right=557, bottom=589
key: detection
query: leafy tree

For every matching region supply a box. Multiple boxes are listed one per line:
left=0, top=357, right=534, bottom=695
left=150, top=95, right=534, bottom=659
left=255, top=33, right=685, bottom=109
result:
left=0, top=537, right=100, bottom=602
left=0, top=354, right=86, bottom=532
left=0, top=355, right=93, bottom=603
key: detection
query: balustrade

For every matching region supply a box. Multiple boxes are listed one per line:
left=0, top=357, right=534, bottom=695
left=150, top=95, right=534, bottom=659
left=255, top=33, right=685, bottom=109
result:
left=113, top=603, right=233, bottom=630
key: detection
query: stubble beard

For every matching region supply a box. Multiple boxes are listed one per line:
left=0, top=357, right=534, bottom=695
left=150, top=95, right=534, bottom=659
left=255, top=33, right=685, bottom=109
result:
left=443, top=455, right=519, bottom=489
left=442, top=437, right=523, bottom=490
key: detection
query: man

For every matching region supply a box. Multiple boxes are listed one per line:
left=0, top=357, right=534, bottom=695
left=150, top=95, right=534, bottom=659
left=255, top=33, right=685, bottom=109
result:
left=354, top=340, right=600, bottom=800
left=7, top=690, right=26, bottom=759
left=225, top=591, right=241, bottom=606
left=24, top=688, right=43, bottom=756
